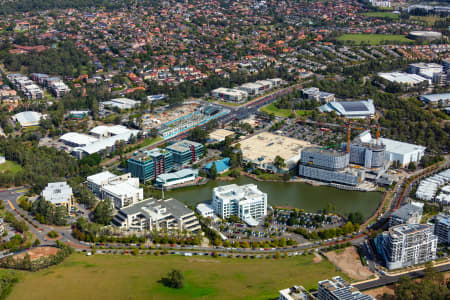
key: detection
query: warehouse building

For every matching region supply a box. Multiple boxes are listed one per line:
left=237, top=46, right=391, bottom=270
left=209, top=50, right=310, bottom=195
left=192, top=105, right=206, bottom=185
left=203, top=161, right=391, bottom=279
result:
left=166, top=140, right=204, bottom=168
left=298, top=147, right=364, bottom=186
left=357, top=131, right=425, bottom=167
left=434, top=213, right=450, bottom=245
left=419, top=93, right=450, bottom=106
left=127, top=148, right=174, bottom=182
left=318, top=100, right=375, bottom=118
left=59, top=132, right=98, bottom=147
left=239, top=132, right=310, bottom=172
left=155, top=169, right=198, bottom=187
left=374, top=224, right=437, bottom=270
left=112, top=198, right=200, bottom=232
left=212, top=184, right=267, bottom=225
left=378, top=72, right=429, bottom=86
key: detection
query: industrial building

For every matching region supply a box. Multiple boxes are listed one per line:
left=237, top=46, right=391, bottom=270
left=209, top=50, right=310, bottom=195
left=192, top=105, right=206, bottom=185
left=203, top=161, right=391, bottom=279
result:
left=318, top=100, right=375, bottom=118
left=239, top=132, right=311, bottom=172
left=356, top=131, right=425, bottom=167
left=59, top=132, right=98, bottom=147
left=298, top=147, right=364, bottom=186
left=374, top=224, right=437, bottom=270
left=41, top=182, right=74, bottom=214
left=13, top=111, right=44, bottom=127
left=111, top=198, right=201, bottom=232
left=158, top=105, right=229, bottom=139
left=127, top=148, right=174, bottom=182
left=212, top=184, right=267, bottom=225
left=87, top=171, right=143, bottom=209
left=318, top=276, right=374, bottom=300
left=211, top=87, right=248, bottom=102
left=434, top=213, right=450, bottom=245
left=302, top=87, right=335, bottom=103
left=166, top=140, right=204, bottom=168
left=378, top=72, right=429, bottom=86
left=389, top=202, right=423, bottom=228
left=155, top=169, right=198, bottom=187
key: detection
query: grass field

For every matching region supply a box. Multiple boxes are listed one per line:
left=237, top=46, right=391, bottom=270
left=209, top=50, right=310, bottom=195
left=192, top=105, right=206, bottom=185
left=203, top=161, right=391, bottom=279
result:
left=337, top=34, right=412, bottom=45
left=0, top=160, right=22, bottom=174
left=8, top=253, right=345, bottom=300
left=362, top=12, right=399, bottom=20
left=409, top=15, right=445, bottom=26
left=260, top=103, right=312, bottom=118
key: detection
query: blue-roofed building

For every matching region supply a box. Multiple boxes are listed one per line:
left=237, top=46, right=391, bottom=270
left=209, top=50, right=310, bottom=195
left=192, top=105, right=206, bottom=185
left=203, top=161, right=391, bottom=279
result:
left=319, top=100, right=375, bottom=119
left=155, top=169, right=198, bottom=187
left=204, top=158, right=231, bottom=174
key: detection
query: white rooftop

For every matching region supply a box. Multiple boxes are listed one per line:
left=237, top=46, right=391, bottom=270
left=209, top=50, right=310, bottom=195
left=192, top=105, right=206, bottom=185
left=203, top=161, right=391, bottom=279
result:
left=87, top=171, right=116, bottom=186
left=378, top=72, right=428, bottom=84
left=359, top=130, right=425, bottom=155
left=13, top=111, right=43, bottom=126
left=101, top=178, right=141, bottom=197
left=59, top=132, right=98, bottom=146
left=41, top=182, right=72, bottom=205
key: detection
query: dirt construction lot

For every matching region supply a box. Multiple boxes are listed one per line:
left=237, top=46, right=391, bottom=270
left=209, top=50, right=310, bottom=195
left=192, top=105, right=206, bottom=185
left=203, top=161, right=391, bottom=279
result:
left=14, top=246, right=59, bottom=261
left=324, top=246, right=373, bottom=280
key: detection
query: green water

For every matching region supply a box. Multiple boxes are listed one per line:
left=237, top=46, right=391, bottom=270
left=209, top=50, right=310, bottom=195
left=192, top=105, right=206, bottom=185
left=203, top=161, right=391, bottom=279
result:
left=167, top=176, right=383, bottom=219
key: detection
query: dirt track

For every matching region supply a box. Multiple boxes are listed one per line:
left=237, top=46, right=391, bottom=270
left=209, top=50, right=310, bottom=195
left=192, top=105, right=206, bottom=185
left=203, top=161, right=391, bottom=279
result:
left=14, top=247, right=59, bottom=261
left=324, top=246, right=373, bottom=280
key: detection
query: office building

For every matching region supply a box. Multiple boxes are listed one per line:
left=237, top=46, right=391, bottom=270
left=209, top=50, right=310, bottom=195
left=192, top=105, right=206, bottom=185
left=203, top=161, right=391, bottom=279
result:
left=196, top=203, right=216, bottom=218
left=318, top=100, right=375, bottom=119
left=419, top=93, right=450, bottom=106
left=318, top=276, right=374, bottom=300
left=356, top=131, right=425, bottom=167
left=344, top=142, right=386, bottom=169
left=59, top=132, right=98, bottom=147
left=41, top=182, right=75, bottom=213
left=389, top=202, right=423, bottom=227
left=212, top=184, right=267, bottom=225
left=434, top=213, right=450, bottom=245
left=278, top=285, right=310, bottom=300
left=155, top=169, right=198, bottom=187
left=112, top=198, right=200, bottom=232
left=302, top=87, right=335, bottom=103
left=374, top=224, right=437, bottom=270
left=127, top=148, right=174, bottom=182
left=408, top=63, right=443, bottom=78
left=298, top=147, right=364, bottom=186
left=87, top=171, right=143, bottom=209
left=102, top=98, right=140, bottom=110
left=211, top=87, right=248, bottom=102
left=166, top=140, right=204, bottom=167
left=208, top=129, right=235, bottom=143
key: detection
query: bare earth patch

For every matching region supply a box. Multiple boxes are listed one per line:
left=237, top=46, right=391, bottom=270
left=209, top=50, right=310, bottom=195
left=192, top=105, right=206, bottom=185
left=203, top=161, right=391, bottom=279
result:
left=14, top=246, right=59, bottom=261
left=313, top=252, right=322, bottom=263
left=188, top=258, right=221, bottom=263
left=324, top=246, right=373, bottom=280
left=365, top=285, right=395, bottom=299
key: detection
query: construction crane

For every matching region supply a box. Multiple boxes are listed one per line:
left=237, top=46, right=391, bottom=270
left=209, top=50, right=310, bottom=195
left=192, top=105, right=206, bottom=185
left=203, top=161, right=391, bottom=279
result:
left=345, top=120, right=381, bottom=153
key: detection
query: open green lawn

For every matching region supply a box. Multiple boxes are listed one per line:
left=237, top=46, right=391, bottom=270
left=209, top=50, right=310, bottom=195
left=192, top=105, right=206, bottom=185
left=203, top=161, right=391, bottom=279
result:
left=337, top=34, right=412, bottom=45
left=0, top=160, right=22, bottom=174
left=8, top=253, right=344, bottom=300
left=362, top=12, right=399, bottom=19
left=260, top=103, right=312, bottom=118
left=409, top=15, right=445, bottom=26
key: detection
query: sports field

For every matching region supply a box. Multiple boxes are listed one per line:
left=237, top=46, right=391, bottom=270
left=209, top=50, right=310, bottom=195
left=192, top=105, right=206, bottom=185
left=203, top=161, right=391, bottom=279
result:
left=8, top=253, right=345, bottom=300
left=260, top=103, right=311, bottom=118
left=337, top=34, right=412, bottom=45
left=362, top=12, right=399, bottom=20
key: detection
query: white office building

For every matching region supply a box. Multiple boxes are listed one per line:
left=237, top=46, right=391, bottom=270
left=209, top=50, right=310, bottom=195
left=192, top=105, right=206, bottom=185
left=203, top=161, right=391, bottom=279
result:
left=375, top=224, right=437, bottom=270
left=434, top=213, right=450, bottom=245
left=278, top=285, right=310, bottom=300
left=212, top=184, right=267, bottom=225
left=41, top=182, right=75, bottom=213
left=211, top=87, right=248, bottom=102
left=112, top=198, right=201, bottom=232
left=196, top=203, right=216, bottom=219
left=87, top=171, right=143, bottom=209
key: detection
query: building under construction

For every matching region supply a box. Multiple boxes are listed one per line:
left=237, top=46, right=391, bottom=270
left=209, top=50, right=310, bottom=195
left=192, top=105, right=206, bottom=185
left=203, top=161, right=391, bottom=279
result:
left=298, top=147, right=365, bottom=186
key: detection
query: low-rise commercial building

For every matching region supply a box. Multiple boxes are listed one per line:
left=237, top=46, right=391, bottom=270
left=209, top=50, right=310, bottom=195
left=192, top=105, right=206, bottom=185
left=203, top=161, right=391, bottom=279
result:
left=378, top=72, right=429, bottom=86
left=212, top=184, right=267, bottom=225
left=127, top=148, right=174, bottom=182
left=87, top=171, right=143, bottom=209
left=196, top=203, right=216, bottom=218
left=112, top=198, right=200, bottom=232
left=102, top=98, right=140, bottom=110
left=166, top=140, right=204, bottom=168
left=41, top=182, right=75, bottom=213
left=208, top=129, right=235, bottom=143
left=211, top=87, right=248, bottom=102
left=434, top=213, right=450, bottom=245
left=302, top=87, right=335, bottom=103
left=155, top=169, right=198, bottom=187
left=389, top=202, right=423, bottom=227
left=374, top=224, right=437, bottom=270
left=59, top=132, right=98, bottom=147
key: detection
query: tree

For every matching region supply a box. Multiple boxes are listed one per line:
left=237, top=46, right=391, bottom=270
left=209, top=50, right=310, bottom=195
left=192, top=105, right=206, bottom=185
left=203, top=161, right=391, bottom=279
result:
left=93, top=199, right=113, bottom=225
left=209, top=163, right=218, bottom=180
left=347, top=212, right=364, bottom=225
left=161, top=269, right=184, bottom=289
left=274, top=155, right=286, bottom=171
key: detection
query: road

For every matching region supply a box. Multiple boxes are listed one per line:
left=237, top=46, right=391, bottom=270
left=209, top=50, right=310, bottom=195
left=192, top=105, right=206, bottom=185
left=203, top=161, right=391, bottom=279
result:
left=354, top=262, right=450, bottom=291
